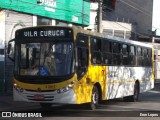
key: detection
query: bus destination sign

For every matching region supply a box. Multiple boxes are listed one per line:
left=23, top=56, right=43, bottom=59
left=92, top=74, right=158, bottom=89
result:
left=15, top=27, right=73, bottom=39
left=24, top=30, right=65, bottom=37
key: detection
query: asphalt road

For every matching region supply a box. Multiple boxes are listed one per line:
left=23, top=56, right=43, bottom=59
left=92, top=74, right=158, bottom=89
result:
left=1, top=82, right=160, bottom=119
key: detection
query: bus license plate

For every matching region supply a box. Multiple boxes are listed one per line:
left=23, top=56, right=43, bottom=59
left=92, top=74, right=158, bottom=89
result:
left=34, top=94, right=44, bottom=100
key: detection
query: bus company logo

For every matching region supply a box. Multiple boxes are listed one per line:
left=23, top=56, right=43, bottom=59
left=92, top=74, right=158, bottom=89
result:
left=2, top=112, right=11, bottom=117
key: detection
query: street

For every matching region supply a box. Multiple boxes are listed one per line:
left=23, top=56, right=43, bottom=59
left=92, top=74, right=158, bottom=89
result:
left=0, top=83, right=160, bottom=119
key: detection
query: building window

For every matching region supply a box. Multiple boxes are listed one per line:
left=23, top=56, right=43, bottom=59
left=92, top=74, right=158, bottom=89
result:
left=37, top=16, right=52, bottom=25
left=114, top=30, right=124, bottom=38
left=103, top=29, right=113, bottom=36
left=56, top=21, right=68, bottom=26
left=126, top=31, right=131, bottom=39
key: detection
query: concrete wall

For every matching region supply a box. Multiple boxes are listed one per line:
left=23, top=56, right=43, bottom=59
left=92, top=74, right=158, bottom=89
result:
left=0, top=10, right=5, bottom=92
left=102, top=21, right=134, bottom=39
left=0, top=10, right=5, bottom=49
left=102, top=21, right=132, bottom=31
left=5, top=10, right=33, bottom=42
left=85, top=3, right=98, bottom=31
left=5, top=10, right=33, bottom=93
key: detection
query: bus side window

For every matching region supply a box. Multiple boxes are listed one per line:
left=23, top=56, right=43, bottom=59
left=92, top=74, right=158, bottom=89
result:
left=76, top=34, right=89, bottom=79
left=137, top=47, right=142, bottom=66
left=112, top=42, right=121, bottom=65
left=142, top=48, right=148, bottom=66
left=122, top=44, right=129, bottom=65
left=78, top=48, right=88, bottom=67
left=102, top=39, right=112, bottom=65
left=148, top=49, right=152, bottom=66
left=91, top=37, right=102, bottom=64
left=129, top=45, right=136, bottom=65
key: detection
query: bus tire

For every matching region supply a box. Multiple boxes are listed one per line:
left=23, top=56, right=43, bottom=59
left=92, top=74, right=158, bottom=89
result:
left=90, top=86, right=99, bottom=110
left=40, top=103, right=52, bottom=108
left=123, top=82, right=139, bottom=102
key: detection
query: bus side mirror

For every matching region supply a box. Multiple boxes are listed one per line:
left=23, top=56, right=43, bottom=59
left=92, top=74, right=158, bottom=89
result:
left=7, top=39, right=15, bottom=62
left=7, top=43, right=11, bottom=55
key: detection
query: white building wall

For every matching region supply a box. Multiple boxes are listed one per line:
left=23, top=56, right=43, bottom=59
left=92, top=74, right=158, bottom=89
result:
left=102, top=21, right=132, bottom=31
left=84, top=2, right=134, bottom=37
left=102, top=20, right=134, bottom=39
left=85, top=3, right=98, bottom=31
left=33, top=16, right=37, bottom=26
left=5, top=10, right=33, bottom=93
left=5, top=10, right=33, bottom=41
left=106, top=0, right=153, bottom=36
left=0, top=10, right=5, bottom=49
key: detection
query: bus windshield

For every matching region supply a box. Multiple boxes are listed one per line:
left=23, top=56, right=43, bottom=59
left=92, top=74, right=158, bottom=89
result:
left=18, top=42, right=74, bottom=76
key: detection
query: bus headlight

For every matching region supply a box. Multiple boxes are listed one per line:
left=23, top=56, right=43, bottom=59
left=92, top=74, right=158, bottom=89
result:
left=57, top=81, right=75, bottom=94
left=68, top=81, right=75, bottom=88
left=14, top=84, right=24, bottom=93
left=57, top=86, right=69, bottom=94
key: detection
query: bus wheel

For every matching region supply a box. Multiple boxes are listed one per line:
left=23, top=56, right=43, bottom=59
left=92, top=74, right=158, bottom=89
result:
left=40, top=103, right=52, bottom=108
left=90, top=86, right=99, bottom=110
left=123, top=82, right=139, bottom=102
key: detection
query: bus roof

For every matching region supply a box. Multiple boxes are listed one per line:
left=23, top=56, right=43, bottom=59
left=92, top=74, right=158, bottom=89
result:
left=72, top=26, right=153, bottom=48
left=15, top=25, right=153, bottom=48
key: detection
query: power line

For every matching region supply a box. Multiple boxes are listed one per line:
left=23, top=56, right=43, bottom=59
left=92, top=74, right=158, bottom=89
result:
left=119, top=0, right=152, bottom=17
left=102, top=10, right=146, bottom=37
left=103, top=5, right=151, bottom=28
left=1, top=0, right=158, bottom=34
left=117, top=0, right=160, bottom=32
left=126, top=0, right=152, bottom=15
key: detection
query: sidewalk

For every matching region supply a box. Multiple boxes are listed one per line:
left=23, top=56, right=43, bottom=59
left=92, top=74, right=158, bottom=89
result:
left=0, top=93, right=13, bottom=111
left=0, top=93, right=39, bottom=111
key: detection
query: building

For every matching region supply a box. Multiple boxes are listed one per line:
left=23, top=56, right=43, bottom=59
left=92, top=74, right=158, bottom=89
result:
left=86, top=1, right=136, bottom=39
left=85, top=2, right=98, bottom=31
left=103, top=0, right=153, bottom=41
left=0, top=0, right=90, bottom=93
left=103, top=0, right=160, bottom=80
left=102, top=21, right=134, bottom=39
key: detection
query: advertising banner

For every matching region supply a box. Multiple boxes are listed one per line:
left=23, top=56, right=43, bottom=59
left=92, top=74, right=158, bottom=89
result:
left=0, top=0, right=90, bottom=25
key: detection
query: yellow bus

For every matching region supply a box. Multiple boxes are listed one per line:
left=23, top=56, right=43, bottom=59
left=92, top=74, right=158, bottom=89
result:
left=7, top=26, right=154, bottom=110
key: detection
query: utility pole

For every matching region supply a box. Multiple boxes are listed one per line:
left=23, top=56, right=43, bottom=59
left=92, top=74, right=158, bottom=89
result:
left=97, top=0, right=103, bottom=33
left=82, top=0, right=84, bottom=28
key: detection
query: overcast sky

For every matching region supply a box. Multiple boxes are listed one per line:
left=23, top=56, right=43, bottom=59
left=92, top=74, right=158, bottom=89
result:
left=152, top=0, right=160, bottom=35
